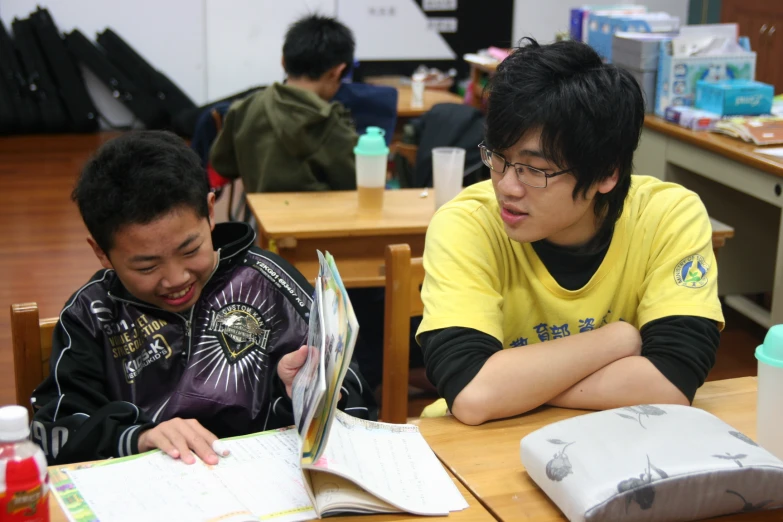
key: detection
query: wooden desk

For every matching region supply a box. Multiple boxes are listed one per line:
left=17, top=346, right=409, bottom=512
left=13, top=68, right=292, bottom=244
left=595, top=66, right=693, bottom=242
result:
left=414, top=377, right=778, bottom=521
left=396, top=86, right=464, bottom=119
left=246, top=189, right=436, bottom=288
left=642, top=116, right=783, bottom=178
left=48, top=465, right=494, bottom=522
left=636, top=116, right=783, bottom=329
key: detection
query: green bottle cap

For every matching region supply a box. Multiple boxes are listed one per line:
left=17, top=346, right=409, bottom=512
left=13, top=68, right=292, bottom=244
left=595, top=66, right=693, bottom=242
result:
left=756, top=324, right=783, bottom=368
left=354, top=126, right=389, bottom=156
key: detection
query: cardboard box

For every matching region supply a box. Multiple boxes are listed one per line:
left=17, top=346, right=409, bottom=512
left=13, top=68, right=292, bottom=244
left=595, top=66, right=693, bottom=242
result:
left=587, top=12, right=679, bottom=62
left=664, top=105, right=721, bottom=131
left=654, top=41, right=756, bottom=117
left=613, top=33, right=676, bottom=113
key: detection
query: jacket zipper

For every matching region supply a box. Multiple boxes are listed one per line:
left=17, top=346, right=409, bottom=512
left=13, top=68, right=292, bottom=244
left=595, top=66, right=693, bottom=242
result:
left=107, top=293, right=195, bottom=363
left=107, top=250, right=222, bottom=364
left=184, top=307, right=195, bottom=364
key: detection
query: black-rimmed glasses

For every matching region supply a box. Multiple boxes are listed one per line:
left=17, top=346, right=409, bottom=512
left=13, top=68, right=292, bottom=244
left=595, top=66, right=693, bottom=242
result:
left=479, top=142, right=573, bottom=188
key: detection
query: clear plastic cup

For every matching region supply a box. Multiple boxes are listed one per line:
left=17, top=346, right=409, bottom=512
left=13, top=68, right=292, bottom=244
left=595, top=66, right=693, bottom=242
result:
left=432, top=147, right=465, bottom=209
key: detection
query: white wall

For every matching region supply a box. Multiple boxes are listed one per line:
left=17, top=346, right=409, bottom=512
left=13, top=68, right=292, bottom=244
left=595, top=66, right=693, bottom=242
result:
left=512, top=0, right=690, bottom=45
left=0, top=0, right=458, bottom=109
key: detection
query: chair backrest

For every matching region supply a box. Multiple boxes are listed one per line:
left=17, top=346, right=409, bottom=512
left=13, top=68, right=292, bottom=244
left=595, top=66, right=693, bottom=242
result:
left=333, top=82, right=398, bottom=145
left=10, top=303, right=57, bottom=416
left=381, top=244, right=424, bottom=424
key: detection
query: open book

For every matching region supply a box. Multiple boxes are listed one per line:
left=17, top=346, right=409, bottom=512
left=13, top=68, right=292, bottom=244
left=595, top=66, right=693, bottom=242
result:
left=51, top=252, right=467, bottom=522
left=711, top=116, right=783, bottom=146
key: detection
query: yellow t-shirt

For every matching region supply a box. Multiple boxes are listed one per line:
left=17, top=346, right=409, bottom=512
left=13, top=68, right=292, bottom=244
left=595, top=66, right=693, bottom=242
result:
left=418, top=175, right=724, bottom=350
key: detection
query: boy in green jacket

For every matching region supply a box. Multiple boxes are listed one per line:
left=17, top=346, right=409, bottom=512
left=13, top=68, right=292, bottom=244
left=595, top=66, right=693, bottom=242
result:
left=210, top=14, right=358, bottom=192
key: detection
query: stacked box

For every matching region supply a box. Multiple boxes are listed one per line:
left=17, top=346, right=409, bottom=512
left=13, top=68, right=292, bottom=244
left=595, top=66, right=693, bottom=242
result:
left=613, top=32, right=675, bottom=113
left=695, top=80, right=774, bottom=116
left=654, top=41, right=757, bottom=117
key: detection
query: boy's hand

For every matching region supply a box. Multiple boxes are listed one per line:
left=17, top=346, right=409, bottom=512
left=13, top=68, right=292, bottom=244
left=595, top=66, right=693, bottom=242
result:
left=137, top=418, right=229, bottom=465
left=277, top=346, right=309, bottom=398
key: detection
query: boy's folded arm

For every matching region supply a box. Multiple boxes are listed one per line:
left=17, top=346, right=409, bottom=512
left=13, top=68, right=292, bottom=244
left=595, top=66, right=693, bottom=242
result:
left=422, top=322, right=642, bottom=425
left=547, top=316, right=719, bottom=409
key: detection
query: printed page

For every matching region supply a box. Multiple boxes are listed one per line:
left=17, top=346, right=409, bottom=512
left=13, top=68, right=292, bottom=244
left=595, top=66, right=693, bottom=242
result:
left=310, top=471, right=398, bottom=515
left=65, top=452, right=256, bottom=522
left=211, top=429, right=318, bottom=522
left=60, top=428, right=318, bottom=522
left=305, top=411, right=468, bottom=515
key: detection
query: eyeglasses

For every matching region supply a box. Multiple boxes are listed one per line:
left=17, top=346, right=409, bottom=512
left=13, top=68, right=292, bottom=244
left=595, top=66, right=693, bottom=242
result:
left=478, top=142, right=573, bottom=188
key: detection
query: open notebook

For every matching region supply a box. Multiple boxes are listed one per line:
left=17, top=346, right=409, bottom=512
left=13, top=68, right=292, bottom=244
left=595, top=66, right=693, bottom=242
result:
left=51, top=252, right=467, bottom=522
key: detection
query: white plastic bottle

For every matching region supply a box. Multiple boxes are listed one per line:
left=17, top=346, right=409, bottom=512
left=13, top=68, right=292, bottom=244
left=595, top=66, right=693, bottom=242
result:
left=755, top=326, right=783, bottom=460
left=353, top=126, right=389, bottom=212
left=0, top=405, right=49, bottom=522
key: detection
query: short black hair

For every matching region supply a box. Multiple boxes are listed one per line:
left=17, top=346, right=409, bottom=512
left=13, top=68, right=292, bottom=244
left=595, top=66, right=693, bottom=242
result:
left=73, top=130, right=209, bottom=253
left=486, top=38, right=644, bottom=228
left=283, top=14, right=355, bottom=80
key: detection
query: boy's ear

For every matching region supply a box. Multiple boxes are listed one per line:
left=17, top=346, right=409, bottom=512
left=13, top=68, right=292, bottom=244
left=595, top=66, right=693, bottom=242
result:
left=329, top=63, right=347, bottom=81
left=596, top=169, right=620, bottom=195
left=87, top=237, right=113, bottom=270
left=207, top=192, right=216, bottom=232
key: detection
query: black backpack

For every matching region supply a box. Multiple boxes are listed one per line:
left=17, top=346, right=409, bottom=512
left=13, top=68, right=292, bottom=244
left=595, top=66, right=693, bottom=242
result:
left=96, top=28, right=196, bottom=128
left=29, top=7, right=98, bottom=132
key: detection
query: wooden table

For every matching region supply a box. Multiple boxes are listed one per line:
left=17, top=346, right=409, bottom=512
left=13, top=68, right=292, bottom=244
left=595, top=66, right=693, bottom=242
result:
left=413, top=377, right=778, bottom=521
left=396, top=86, right=464, bottom=118
left=636, top=115, right=783, bottom=329
left=246, top=189, right=436, bottom=287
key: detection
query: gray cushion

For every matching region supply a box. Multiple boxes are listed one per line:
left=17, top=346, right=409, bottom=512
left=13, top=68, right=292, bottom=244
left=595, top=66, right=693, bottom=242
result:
left=520, top=405, right=783, bottom=521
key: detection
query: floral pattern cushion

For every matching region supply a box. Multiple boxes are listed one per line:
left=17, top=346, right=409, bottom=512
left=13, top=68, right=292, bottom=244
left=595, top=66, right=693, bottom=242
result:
left=520, top=405, right=783, bottom=521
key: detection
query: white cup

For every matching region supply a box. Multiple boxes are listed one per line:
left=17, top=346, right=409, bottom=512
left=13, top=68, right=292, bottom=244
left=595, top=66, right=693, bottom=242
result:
left=411, top=75, right=425, bottom=108
left=432, top=147, right=465, bottom=209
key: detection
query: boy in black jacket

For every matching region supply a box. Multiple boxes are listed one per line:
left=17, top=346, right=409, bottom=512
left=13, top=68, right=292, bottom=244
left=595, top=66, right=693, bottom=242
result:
left=31, top=131, right=376, bottom=465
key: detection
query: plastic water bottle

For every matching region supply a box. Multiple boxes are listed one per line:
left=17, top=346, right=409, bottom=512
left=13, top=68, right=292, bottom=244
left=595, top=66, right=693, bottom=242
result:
left=354, top=126, right=389, bottom=212
left=0, top=405, right=49, bottom=522
left=755, top=325, right=783, bottom=460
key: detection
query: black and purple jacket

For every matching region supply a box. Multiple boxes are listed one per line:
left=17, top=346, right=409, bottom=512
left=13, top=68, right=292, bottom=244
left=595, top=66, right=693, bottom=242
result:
left=31, top=222, right=376, bottom=465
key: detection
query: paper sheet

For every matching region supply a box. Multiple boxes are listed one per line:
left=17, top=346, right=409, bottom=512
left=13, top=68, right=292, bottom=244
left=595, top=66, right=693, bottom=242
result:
left=755, top=147, right=783, bottom=158
left=309, top=411, right=468, bottom=515
left=60, top=429, right=317, bottom=522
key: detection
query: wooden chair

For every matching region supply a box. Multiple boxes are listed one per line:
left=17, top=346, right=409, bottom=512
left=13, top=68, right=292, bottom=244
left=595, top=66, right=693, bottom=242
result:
left=381, top=244, right=424, bottom=424
left=393, top=142, right=418, bottom=167
left=10, top=303, right=58, bottom=417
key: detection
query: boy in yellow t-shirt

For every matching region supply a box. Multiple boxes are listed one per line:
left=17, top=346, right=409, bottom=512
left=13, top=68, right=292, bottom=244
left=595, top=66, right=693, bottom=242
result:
left=417, top=38, right=724, bottom=426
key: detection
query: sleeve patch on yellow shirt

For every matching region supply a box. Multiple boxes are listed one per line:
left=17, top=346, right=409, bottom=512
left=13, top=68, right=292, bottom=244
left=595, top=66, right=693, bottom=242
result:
left=674, top=254, right=709, bottom=289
